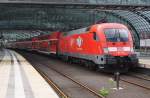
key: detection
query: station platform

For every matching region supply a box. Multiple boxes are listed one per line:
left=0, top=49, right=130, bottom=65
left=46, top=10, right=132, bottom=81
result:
left=139, top=57, right=150, bottom=68
left=0, top=49, right=59, bottom=98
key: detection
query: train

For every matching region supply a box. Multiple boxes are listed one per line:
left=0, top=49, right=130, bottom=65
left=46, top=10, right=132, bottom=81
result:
left=8, top=23, right=139, bottom=72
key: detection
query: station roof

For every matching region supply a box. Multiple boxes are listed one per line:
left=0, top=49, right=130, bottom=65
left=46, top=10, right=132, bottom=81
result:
left=0, top=0, right=150, bottom=48
left=0, top=0, right=150, bottom=6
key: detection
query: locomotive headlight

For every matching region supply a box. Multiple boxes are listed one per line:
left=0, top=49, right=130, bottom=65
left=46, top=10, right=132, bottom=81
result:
left=103, top=48, right=109, bottom=54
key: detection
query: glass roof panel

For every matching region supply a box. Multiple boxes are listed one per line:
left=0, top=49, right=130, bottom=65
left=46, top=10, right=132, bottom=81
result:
left=111, top=10, right=150, bottom=36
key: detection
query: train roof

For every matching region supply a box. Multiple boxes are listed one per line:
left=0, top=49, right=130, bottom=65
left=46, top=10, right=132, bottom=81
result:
left=63, top=23, right=128, bottom=36
left=95, top=23, right=128, bottom=29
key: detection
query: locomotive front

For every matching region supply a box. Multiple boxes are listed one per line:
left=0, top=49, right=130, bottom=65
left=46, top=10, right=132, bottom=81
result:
left=97, top=23, right=138, bottom=72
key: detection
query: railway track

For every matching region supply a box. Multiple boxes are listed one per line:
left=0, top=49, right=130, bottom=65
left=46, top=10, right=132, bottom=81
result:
left=120, top=72, right=150, bottom=90
left=12, top=51, right=68, bottom=98
left=127, top=73, right=150, bottom=81
left=33, top=64, right=69, bottom=98
left=20, top=51, right=104, bottom=98
left=35, top=62, right=104, bottom=98
left=18, top=51, right=107, bottom=98
left=35, top=60, right=150, bottom=96
left=47, top=64, right=104, bottom=98
left=18, top=51, right=150, bottom=98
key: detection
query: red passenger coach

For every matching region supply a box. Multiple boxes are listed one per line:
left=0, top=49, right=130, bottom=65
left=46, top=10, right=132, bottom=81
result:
left=37, top=32, right=61, bottom=54
left=9, top=32, right=61, bottom=55
left=16, top=40, right=32, bottom=50
left=58, top=23, right=139, bottom=72
left=31, top=37, right=39, bottom=50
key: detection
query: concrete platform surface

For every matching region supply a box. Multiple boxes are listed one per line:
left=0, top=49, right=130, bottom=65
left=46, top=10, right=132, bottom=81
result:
left=139, top=57, right=150, bottom=68
left=0, top=49, right=59, bottom=98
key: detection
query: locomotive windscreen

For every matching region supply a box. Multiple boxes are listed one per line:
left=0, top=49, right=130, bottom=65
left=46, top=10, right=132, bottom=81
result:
left=104, top=29, right=129, bottom=42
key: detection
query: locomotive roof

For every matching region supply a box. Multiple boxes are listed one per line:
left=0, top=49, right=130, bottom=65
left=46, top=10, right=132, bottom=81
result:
left=96, top=23, right=128, bottom=29
left=63, top=23, right=128, bottom=36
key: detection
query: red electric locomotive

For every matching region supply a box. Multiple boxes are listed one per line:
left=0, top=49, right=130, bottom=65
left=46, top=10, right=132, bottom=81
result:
left=58, top=23, right=138, bottom=72
left=8, top=23, right=138, bottom=72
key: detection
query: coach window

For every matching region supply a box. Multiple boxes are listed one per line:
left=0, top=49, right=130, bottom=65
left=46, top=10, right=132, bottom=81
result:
left=93, top=32, right=99, bottom=41
left=63, top=32, right=67, bottom=36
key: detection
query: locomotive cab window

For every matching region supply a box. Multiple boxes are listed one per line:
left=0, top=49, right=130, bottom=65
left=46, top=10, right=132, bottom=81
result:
left=93, top=32, right=99, bottom=41
left=104, top=29, right=129, bottom=42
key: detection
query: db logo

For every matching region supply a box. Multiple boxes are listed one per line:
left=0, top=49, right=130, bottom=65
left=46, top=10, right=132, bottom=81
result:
left=76, top=36, right=83, bottom=47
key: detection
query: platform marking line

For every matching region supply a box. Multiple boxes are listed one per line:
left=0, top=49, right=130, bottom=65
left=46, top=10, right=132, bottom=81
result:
left=13, top=52, right=35, bottom=98
left=12, top=52, right=26, bottom=98
left=6, top=50, right=15, bottom=98
left=13, top=51, right=59, bottom=98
